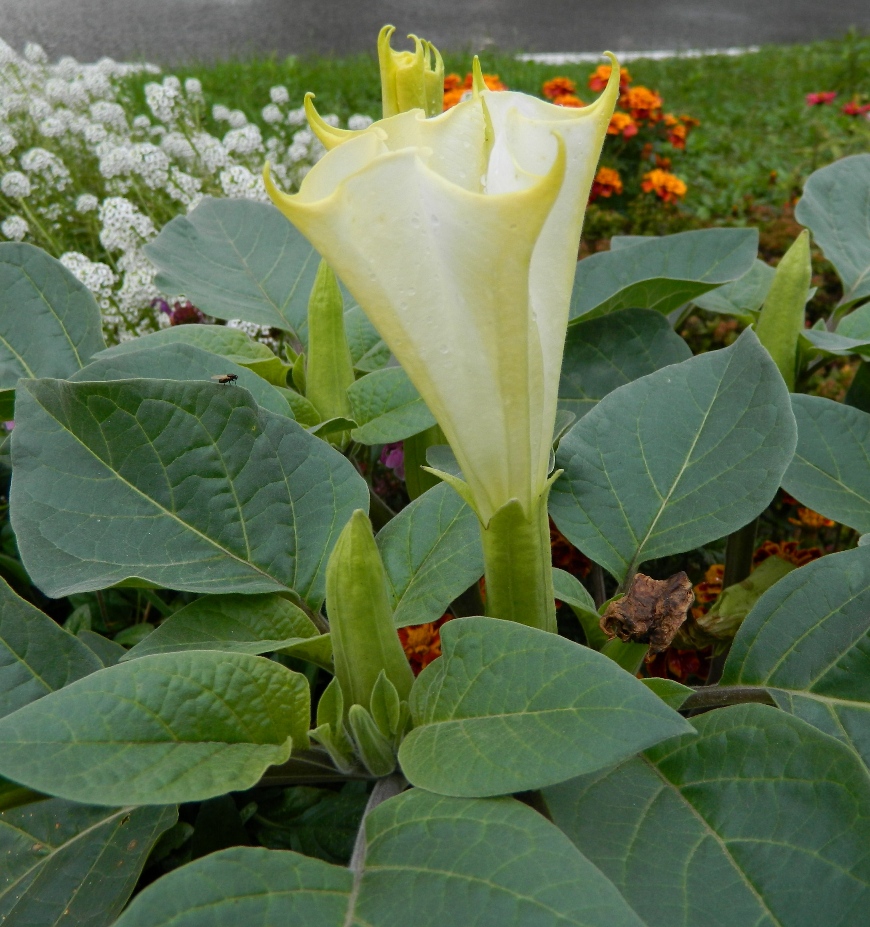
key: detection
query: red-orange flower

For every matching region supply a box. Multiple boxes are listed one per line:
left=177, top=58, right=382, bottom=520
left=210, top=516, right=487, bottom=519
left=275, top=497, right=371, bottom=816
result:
left=805, top=91, right=837, bottom=106
left=753, top=540, right=823, bottom=569
left=553, top=94, right=585, bottom=108
left=621, top=86, right=663, bottom=122
left=589, top=166, right=623, bottom=201
left=542, top=76, right=577, bottom=99
left=641, top=168, right=687, bottom=203
left=398, top=614, right=453, bottom=674
left=588, top=64, right=632, bottom=92
left=607, top=111, right=638, bottom=138
left=443, top=72, right=507, bottom=110
left=550, top=520, right=592, bottom=578
left=788, top=507, right=836, bottom=529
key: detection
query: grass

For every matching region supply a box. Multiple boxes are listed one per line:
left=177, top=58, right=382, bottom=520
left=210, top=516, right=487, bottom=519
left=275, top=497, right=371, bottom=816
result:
left=154, top=31, right=870, bottom=221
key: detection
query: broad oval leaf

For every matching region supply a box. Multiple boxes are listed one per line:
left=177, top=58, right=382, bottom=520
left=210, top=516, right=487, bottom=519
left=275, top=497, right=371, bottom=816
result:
left=782, top=394, right=870, bottom=532
left=550, top=330, right=797, bottom=581
left=94, top=323, right=291, bottom=384
left=116, top=790, right=645, bottom=927
left=345, top=305, right=390, bottom=372
left=376, top=482, right=483, bottom=629
left=800, top=327, right=870, bottom=357
left=692, top=257, right=776, bottom=316
left=559, top=308, right=691, bottom=419
left=723, top=546, right=870, bottom=768
left=0, top=800, right=176, bottom=927
left=0, top=575, right=101, bottom=719
left=0, top=242, right=107, bottom=416
left=10, top=378, right=367, bottom=604
left=144, top=197, right=320, bottom=340
left=569, top=228, right=758, bottom=322
left=0, top=650, right=309, bottom=805
left=399, top=617, right=692, bottom=797
left=795, top=154, right=870, bottom=308
left=544, top=704, right=870, bottom=927
left=71, top=342, right=292, bottom=416
left=347, top=366, right=436, bottom=445
left=123, top=592, right=331, bottom=668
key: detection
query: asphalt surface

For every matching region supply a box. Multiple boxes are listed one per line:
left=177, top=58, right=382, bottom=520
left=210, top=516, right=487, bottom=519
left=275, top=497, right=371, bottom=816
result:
left=1, top=0, right=868, bottom=64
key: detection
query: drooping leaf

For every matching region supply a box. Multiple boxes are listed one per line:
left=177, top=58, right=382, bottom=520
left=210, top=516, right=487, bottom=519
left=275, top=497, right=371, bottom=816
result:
left=550, top=330, right=797, bottom=581
left=0, top=242, right=107, bottom=416
left=123, top=593, right=332, bottom=668
left=347, top=366, right=436, bottom=444
left=795, top=153, right=870, bottom=308
left=0, top=575, right=101, bottom=719
left=569, top=228, right=758, bottom=322
left=782, top=394, right=870, bottom=532
left=0, top=800, right=176, bottom=926
left=692, top=258, right=776, bottom=316
left=723, top=546, right=870, bottom=768
left=10, top=378, right=367, bottom=604
left=544, top=704, right=870, bottom=927
left=144, top=197, right=320, bottom=340
left=398, top=617, right=692, bottom=797
left=376, top=483, right=483, bottom=629
left=0, top=650, right=309, bottom=805
left=559, top=308, right=691, bottom=419
left=800, top=327, right=870, bottom=357
left=552, top=568, right=608, bottom=649
left=114, top=789, right=646, bottom=927
left=77, top=629, right=127, bottom=667
left=94, top=324, right=291, bottom=385
left=71, top=342, right=292, bottom=416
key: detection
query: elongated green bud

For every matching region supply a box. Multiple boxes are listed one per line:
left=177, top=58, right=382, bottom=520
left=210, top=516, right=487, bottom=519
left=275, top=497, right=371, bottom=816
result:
left=754, top=230, right=811, bottom=390
left=305, top=260, right=355, bottom=424
left=378, top=25, right=444, bottom=118
left=326, top=510, right=414, bottom=710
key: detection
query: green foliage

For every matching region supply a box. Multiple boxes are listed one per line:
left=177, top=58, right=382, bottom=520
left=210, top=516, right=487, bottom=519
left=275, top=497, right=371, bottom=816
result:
left=347, top=366, right=436, bottom=444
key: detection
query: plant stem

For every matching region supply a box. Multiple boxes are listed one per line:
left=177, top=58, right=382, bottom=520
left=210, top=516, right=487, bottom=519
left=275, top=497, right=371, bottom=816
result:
left=479, top=491, right=556, bottom=634
left=349, top=773, right=406, bottom=874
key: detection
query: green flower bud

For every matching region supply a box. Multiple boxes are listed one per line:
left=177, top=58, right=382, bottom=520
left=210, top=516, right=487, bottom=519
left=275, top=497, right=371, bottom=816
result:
left=377, top=25, right=444, bottom=119
left=326, top=510, right=414, bottom=711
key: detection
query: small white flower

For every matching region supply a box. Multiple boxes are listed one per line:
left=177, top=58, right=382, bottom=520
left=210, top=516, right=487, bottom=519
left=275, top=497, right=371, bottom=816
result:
left=227, top=109, right=248, bottom=129
left=90, top=101, right=128, bottom=131
left=1, top=171, right=32, bottom=198
left=144, top=81, right=179, bottom=124
left=75, top=193, right=100, bottom=213
left=28, top=98, right=52, bottom=122
left=223, top=124, right=262, bottom=155
left=184, top=77, right=202, bottom=97
left=23, top=42, right=48, bottom=65
left=269, top=85, right=290, bottom=105
left=287, top=106, right=307, bottom=126
left=38, top=115, right=69, bottom=138
left=0, top=216, right=28, bottom=241
left=286, top=141, right=309, bottom=163
left=219, top=165, right=267, bottom=200
left=0, top=132, right=16, bottom=156
left=83, top=122, right=109, bottom=145
left=132, top=115, right=151, bottom=131
left=161, top=131, right=195, bottom=161
left=347, top=114, right=374, bottom=131
left=262, top=103, right=283, bottom=124
left=98, top=196, right=156, bottom=253
left=59, top=251, right=117, bottom=307
left=212, top=104, right=231, bottom=122
left=20, top=148, right=71, bottom=190
left=191, top=132, right=228, bottom=172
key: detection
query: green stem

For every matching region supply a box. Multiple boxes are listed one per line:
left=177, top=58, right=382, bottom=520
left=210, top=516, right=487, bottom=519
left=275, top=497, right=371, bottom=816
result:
left=479, top=490, right=556, bottom=634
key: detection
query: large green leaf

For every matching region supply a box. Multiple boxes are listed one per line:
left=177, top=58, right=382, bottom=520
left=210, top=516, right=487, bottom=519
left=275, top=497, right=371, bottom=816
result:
left=723, top=546, right=870, bottom=767
left=544, top=704, right=870, bottom=927
left=344, top=305, right=390, bottom=372
left=71, top=342, right=292, bottom=416
left=377, top=483, right=483, bottom=628
left=123, top=592, right=332, bottom=668
left=10, top=378, right=367, bottom=603
left=115, top=790, right=645, bottom=927
left=144, top=197, right=320, bottom=340
left=0, top=650, right=309, bottom=805
left=347, top=366, right=436, bottom=444
left=550, top=330, right=797, bottom=581
left=795, top=154, right=870, bottom=308
left=94, top=324, right=290, bottom=385
left=398, top=617, right=692, bottom=797
left=0, top=576, right=101, bottom=719
left=569, top=228, right=758, bottom=322
left=782, top=394, right=870, bottom=532
left=0, top=800, right=176, bottom=926
left=559, top=308, right=691, bottom=419
left=692, top=258, right=776, bottom=316
left=0, top=242, right=107, bottom=417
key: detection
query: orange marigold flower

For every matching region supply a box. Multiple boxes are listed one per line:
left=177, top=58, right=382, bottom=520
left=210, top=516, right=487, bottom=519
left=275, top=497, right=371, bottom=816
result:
left=607, top=112, right=638, bottom=138
left=668, top=122, right=688, bottom=149
left=543, top=76, right=577, bottom=99
left=442, top=88, right=465, bottom=110
left=753, top=540, right=823, bottom=569
left=621, top=86, right=663, bottom=122
left=553, top=94, right=585, bottom=108
left=461, top=72, right=506, bottom=91
left=443, top=73, right=462, bottom=92
left=443, top=72, right=506, bottom=110
left=589, top=166, right=623, bottom=201
left=788, top=507, right=836, bottom=529
left=641, top=168, right=687, bottom=203
left=588, top=64, right=632, bottom=92
left=398, top=614, right=453, bottom=674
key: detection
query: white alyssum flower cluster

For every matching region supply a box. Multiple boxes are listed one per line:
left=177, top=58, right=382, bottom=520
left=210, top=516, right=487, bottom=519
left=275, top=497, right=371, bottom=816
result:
left=0, top=37, right=372, bottom=342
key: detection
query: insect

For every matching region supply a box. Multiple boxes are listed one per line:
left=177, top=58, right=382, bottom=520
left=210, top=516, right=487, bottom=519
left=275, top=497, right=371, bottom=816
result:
left=211, top=373, right=239, bottom=385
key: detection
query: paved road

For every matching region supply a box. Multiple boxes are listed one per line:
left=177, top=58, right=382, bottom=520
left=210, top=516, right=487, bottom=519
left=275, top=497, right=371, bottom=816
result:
left=1, top=0, right=868, bottom=64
